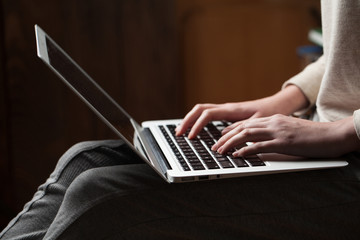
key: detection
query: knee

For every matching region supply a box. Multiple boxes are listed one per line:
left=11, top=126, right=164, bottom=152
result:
left=63, top=140, right=124, bottom=160
left=62, top=164, right=163, bottom=209
left=55, top=140, right=122, bottom=168
left=63, top=167, right=115, bottom=207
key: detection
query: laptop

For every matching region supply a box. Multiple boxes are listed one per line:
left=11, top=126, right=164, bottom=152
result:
left=34, top=25, right=348, bottom=183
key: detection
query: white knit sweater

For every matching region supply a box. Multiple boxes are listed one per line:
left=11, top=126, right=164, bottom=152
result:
left=284, top=0, right=360, bottom=140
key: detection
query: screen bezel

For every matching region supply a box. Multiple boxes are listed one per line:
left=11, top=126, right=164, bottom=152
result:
left=35, top=25, right=142, bottom=155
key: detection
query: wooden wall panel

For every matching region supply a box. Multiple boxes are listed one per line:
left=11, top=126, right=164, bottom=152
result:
left=0, top=1, right=15, bottom=227
left=119, top=1, right=181, bottom=121
left=0, top=0, right=179, bottom=227
left=177, top=0, right=321, bottom=111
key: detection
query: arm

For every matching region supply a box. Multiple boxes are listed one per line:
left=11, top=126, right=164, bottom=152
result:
left=282, top=55, right=325, bottom=114
left=176, top=56, right=326, bottom=138
left=210, top=56, right=360, bottom=157
left=177, top=56, right=360, bottom=158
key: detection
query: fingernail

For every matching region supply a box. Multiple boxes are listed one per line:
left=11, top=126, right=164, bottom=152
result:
left=211, top=144, right=218, bottom=151
left=217, top=146, right=223, bottom=154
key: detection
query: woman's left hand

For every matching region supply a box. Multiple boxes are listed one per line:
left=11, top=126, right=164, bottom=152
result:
left=212, top=114, right=360, bottom=158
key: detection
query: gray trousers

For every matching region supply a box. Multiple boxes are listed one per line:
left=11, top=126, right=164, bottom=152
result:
left=1, top=139, right=360, bottom=240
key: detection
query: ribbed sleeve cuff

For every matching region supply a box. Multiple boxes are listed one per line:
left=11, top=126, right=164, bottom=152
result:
left=353, top=110, right=360, bottom=140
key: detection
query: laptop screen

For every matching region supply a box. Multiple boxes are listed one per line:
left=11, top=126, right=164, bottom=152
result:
left=39, top=27, right=137, bottom=146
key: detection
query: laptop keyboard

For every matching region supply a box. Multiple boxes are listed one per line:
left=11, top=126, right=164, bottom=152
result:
left=159, top=122, right=265, bottom=171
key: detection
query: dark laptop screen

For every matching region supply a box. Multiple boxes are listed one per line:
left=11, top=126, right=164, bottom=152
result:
left=44, top=35, right=136, bottom=146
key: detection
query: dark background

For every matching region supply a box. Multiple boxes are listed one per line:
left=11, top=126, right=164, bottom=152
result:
left=0, top=0, right=320, bottom=229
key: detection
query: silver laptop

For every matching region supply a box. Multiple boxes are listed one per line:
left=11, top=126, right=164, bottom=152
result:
left=34, top=25, right=348, bottom=183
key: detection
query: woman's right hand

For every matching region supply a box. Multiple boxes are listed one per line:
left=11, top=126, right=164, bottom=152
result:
left=176, top=100, right=275, bottom=139
left=175, top=85, right=309, bottom=139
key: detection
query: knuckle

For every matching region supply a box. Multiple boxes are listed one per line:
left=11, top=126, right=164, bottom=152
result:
left=202, top=109, right=210, bottom=117
left=233, top=126, right=242, bottom=134
left=194, top=104, right=204, bottom=111
left=235, top=122, right=246, bottom=131
left=273, top=114, right=284, bottom=119
left=241, top=128, right=251, bottom=137
left=202, top=109, right=214, bottom=119
left=194, top=103, right=214, bottom=115
left=242, top=121, right=250, bottom=129
left=271, top=114, right=285, bottom=124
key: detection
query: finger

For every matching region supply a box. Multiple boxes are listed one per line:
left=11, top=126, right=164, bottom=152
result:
left=176, top=104, right=215, bottom=136
left=222, top=121, right=242, bottom=135
left=221, top=112, right=265, bottom=135
left=217, top=128, right=273, bottom=155
left=213, top=118, right=268, bottom=151
left=233, top=140, right=278, bottom=157
left=188, top=107, right=231, bottom=139
left=213, top=125, right=242, bottom=151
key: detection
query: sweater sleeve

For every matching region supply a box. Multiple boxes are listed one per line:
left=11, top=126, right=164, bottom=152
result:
left=282, top=55, right=325, bottom=113
left=354, top=110, right=360, bottom=141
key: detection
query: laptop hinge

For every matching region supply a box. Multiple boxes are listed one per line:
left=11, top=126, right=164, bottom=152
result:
left=142, top=128, right=172, bottom=172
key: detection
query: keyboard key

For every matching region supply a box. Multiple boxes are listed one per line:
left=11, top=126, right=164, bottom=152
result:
left=190, top=161, right=204, bottom=167
left=192, top=165, right=206, bottom=170
left=206, top=124, right=222, bottom=140
left=183, top=166, right=191, bottom=171
left=205, top=162, right=220, bottom=169
left=231, top=157, right=249, bottom=167
left=244, top=155, right=266, bottom=167
left=219, top=161, right=234, bottom=168
left=188, top=158, right=201, bottom=163
left=248, top=160, right=266, bottom=167
left=200, top=155, right=213, bottom=161
left=216, top=157, right=229, bottom=162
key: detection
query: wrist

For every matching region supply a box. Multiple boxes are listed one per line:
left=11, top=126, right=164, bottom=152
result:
left=272, top=85, right=309, bottom=115
left=339, top=117, right=360, bottom=153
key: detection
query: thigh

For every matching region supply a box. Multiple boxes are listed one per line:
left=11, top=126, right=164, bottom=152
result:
left=46, top=158, right=360, bottom=240
left=0, top=140, right=142, bottom=240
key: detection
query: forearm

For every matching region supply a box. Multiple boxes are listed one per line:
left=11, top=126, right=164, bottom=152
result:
left=282, top=56, right=325, bottom=108
left=269, top=85, right=309, bottom=116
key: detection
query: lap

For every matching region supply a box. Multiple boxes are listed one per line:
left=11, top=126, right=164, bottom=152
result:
left=3, top=140, right=360, bottom=240
left=48, top=156, right=360, bottom=240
